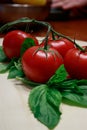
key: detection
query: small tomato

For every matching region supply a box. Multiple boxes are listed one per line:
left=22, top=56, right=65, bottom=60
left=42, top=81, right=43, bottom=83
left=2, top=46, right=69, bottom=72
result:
left=64, top=47, right=87, bottom=79
left=3, top=30, right=39, bottom=59
left=41, top=38, right=75, bottom=57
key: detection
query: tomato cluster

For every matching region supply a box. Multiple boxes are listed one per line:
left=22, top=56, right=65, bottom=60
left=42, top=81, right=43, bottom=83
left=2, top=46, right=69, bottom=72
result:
left=3, top=29, right=87, bottom=83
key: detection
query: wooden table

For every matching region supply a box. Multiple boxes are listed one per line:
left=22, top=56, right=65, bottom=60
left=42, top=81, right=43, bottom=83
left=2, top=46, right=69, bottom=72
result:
left=49, top=19, right=87, bottom=41
left=0, top=19, right=87, bottom=42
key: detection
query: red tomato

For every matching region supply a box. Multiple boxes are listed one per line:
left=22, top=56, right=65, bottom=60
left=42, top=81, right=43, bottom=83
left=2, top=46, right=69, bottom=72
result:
left=3, top=30, right=39, bottom=59
left=64, top=47, right=87, bottom=79
left=22, top=46, right=63, bottom=83
left=40, top=38, right=75, bottom=57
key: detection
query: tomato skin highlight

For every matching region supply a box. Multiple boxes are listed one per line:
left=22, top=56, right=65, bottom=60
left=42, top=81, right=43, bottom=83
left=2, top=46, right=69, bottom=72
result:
left=41, top=38, right=75, bottom=58
left=22, top=46, right=63, bottom=83
left=64, top=47, right=87, bottom=79
left=3, top=30, right=39, bottom=59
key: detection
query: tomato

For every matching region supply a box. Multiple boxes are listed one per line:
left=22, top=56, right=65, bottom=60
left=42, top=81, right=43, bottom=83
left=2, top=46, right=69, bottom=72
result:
left=3, top=30, right=39, bottom=59
left=41, top=38, right=75, bottom=58
left=64, top=47, right=87, bottom=79
left=22, top=46, right=63, bottom=83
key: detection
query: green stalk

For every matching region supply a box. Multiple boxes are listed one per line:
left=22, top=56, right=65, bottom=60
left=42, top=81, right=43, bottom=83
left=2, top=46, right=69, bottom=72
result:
left=0, top=17, right=51, bottom=33
left=44, top=25, right=51, bottom=50
left=51, top=30, right=56, bottom=40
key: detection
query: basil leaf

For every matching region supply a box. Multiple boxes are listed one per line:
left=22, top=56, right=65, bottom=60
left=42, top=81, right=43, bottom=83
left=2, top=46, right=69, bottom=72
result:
left=62, top=92, right=87, bottom=107
left=29, top=84, right=62, bottom=129
left=20, top=38, right=35, bottom=56
left=59, top=79, right=83, bottom=94
left=0, top=46, right=7, bottom=62
left=8, top=66, right=24, bottom=79
left=14, top=59, right=22, bottom=70
left=59, top=79, right=77, bottom=88
left=76, top=79, right=87, bottom=85
left=78, top=85, right=87, bottom=95
left=7, top=58, right=24, bottom=79
left=55, top=79, right=87, bottom=95
left=0, top=57, right=16, bottom=73
left=47, top=64, right=68, bottom=87
left=0, top=63, right=9, bottom=73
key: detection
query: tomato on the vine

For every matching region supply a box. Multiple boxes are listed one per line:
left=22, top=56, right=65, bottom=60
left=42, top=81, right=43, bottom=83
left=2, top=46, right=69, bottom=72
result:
left=64, top=47, right=87, bottom=79
left=3, top=30, right=39, bottom=59
left=22, top=46, right=63, bottom=83
left=40, top=38, right=75, bottom=57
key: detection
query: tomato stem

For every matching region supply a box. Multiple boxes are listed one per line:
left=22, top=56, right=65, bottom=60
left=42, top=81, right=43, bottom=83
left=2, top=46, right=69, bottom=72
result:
left=51, top=30, right=56, bottom=40
left=44, top=26, right=51, bottom=50
left=0, top=17, right=51, bottom=33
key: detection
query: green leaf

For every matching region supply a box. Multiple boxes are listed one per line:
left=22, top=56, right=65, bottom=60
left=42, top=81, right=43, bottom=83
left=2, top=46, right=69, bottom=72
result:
left=0, top=57, right=17, bottom=73
left=20, top=38, right=35, bottom=56
left=0, top=63, right=9, bottom=73
left=29, top=84, right=62, bottom=129
left=47, top=64, right=68, bottom=87
left=78, top=85, right=87, bottom=95
left=0, top=46, right=8, bottom=62
left=60, top=79, right=87, bottom=95
left=14, top=59, right=22, bottom=70
left=76, top=79, right=87, bottom=85
left=0, top=58, right=18, bottom=74
left=8, top=66, right=24, bottom=79
left=62, top=92, right=87, bottom=107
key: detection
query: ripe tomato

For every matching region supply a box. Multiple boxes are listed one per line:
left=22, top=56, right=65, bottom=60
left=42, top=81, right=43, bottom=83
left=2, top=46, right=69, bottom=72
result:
left=41, top=38, right=75, bottom=58
left=22, top=46, right=63, bottom=83
left=64, top=47, right=87, bottom=79
left=3, top=30, right=39, bottom=59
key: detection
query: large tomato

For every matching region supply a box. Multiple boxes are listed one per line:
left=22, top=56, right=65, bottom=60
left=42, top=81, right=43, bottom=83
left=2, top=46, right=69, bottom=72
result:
left=41, top=38, right=75, bottom=58
left=22, top=46, right=63, bottom=83
left=3, top=30, right=39, bottom=59
left=64, top=47, right=87, bottom=79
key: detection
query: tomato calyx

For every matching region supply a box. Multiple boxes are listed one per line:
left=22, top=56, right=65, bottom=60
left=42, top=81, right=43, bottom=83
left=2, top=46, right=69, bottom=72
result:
left=32, top=46, right=60, bottom=61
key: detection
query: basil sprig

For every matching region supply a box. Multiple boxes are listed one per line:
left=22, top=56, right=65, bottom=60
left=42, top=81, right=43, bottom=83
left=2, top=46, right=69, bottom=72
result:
left=0, top=38, right=87, bottom=129
left=28, top=65, right=87, bottom=129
